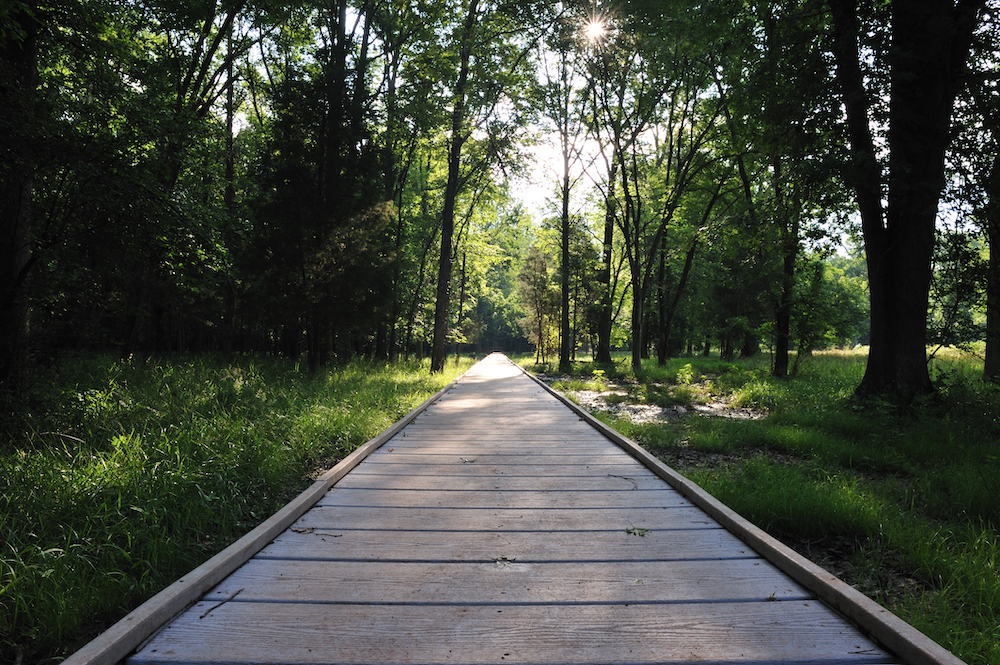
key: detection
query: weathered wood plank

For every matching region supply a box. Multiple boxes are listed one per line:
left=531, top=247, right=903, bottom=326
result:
left=129, top=601, right=896, bottom=665
left=120, top=354, right=920, bottom=665
left=201, top=558, right=811, bottom=605
left=255, top=524, right=755, bottom=562
left=360, top=453, right=637, bottom=465
left=331, top=471, right=668, bottom=491
left=282, top=505, right=717, bottom=532
left=344, top=463, right=652, bottom=477
left=314, top=487, right=694, bottom=510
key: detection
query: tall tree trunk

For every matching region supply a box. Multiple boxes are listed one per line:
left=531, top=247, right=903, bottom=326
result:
left=828, top=0, right=982, bottom=401
left=983, top=155, right=1000, bottom=380
left=0, top=10, right=38, bottom=398
left=432, top=0, right=478, bottom=372
left=772, top=154, right=794, bottom=378
left=630, top=269, right=643, bottom=372
left=222, top=31, right=237, bottom=354
left=559, top=160, right=572, bottom=371
left=455, top=252, right=466, bottom=363
left=595, top=162, right=617, bottom=364
left=986, top=226, right=1000, bottom=382
left=655, top=232, right=669, bottom=365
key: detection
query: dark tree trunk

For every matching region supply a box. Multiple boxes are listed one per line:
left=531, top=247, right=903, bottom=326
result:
left=828, top=0, right=982, bottom=401
left=0, top=10, right=37, bottom=399
left=595, top=163, right=617, bottom=364
left=559, top=166, right=571, bottom=372
left=655, top=232, right=669, bottom=366
left=772, top=152, right=793, bottom=378
left=630, top=272, right=643, bottom=372
left=222, top=37, right=236, bottom=354
left=658, top=233, right=700, bottom=366
left=431, top=0, right=478, bottom=372
left=985, top=156, right=1000, bottom=381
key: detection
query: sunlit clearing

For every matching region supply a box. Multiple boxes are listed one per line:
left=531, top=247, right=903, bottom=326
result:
left=583, top=19, right=606, bottom=41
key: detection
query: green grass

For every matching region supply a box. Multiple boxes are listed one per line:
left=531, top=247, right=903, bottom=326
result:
left=531, top=349, right=1000, bottom=665
left=1, top=353, right=472, bottom=664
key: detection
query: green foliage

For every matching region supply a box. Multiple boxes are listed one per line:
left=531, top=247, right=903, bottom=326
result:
left=0, top=353, right=470, bottom=664
left=516, top=245, right=560, bottom=363
left=928, top=230, right=988, bottom=353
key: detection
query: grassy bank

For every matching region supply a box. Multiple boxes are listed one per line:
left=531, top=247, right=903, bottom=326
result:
left=1, top=353, right=473, bottom=664
left=526, top=350, right=999, bottom=665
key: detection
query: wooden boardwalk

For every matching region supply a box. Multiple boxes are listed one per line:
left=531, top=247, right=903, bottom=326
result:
left=113, top=354, right=926, bottom=664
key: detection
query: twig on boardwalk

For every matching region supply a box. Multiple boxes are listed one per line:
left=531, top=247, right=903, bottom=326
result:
left=199, top=588, right=244, bottom=619
left=608, top=474, right=638, bottom=489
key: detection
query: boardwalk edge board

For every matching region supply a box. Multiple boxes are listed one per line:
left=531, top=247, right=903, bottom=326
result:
left=62, top=363, right=477, bottom=665
left=519, top=362, right=967, bottom=665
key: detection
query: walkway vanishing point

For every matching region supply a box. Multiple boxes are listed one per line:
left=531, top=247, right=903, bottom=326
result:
left=67, top=354, right=965, bottom=665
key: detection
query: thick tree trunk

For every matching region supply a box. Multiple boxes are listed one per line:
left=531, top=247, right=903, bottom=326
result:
left=0, top=12, right=38, bottom=398
left=828, top=0, right=982, bottom=401
left=431, top=136, right=462, bottom=372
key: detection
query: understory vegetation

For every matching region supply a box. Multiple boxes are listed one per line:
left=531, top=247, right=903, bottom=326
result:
left=530, top=349, right=999, bottom=665
left=0, top=354, right=473, bottom=664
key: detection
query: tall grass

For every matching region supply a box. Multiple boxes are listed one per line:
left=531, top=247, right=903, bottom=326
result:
left=1, top=353, right=471, bottom=664
left=530, top=349, right=1000, bottom=665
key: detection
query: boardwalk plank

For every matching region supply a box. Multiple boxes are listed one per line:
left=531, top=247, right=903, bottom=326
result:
left=314, top=487, right=695, bottom=510
left=201, top=558, right=812, bottom=604
left=129, top=602, right=895, bottom=665
left=331, top=472, right=669, bottom=491
left=280, top=505, right=719, bottom=532
left=125, top=354, right=907, bottom=665
left=255, top=524, right=755, bottom=562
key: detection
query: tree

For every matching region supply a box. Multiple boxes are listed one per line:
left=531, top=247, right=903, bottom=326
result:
left=430, top=0, right=546, bottom=371
left=516, top=245, right=559, bottom=363
left=0, top=4, right=38, bottom=399
left=589, top=17, right=721, bottom=372
left=535, top=7, right=591, bottom=371
left=949, top=12, right=1000, bottom=380
left=827, top=0, right=986, bottom=400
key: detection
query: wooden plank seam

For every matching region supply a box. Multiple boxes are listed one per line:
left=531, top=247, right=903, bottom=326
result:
left=517, top=361, right=967, bottom=665
left=61, top=363, right=478, bottom=665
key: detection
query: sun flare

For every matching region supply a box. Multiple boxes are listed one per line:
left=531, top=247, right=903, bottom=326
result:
left=583, top=19, right=607, bottom=41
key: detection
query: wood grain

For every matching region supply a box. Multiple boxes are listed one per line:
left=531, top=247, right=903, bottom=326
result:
left=124, top=354, right=908, bottom=665
left=130, top=601, right=895, bottom=665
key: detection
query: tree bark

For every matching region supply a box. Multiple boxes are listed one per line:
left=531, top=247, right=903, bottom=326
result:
left=828, top=0, right=983, bottom=401
left=559, top=160, right=572, bottom=371
left=0, top=9, right=38, bottom=398
left=595, top=162, right=617, bottom=364
left=984, top=155, right=1000, bottom=381
left=432, top=0, right=479, bottom=372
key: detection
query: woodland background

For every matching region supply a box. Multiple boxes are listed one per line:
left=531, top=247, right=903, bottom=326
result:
left=1, top=0, right=997, bottom=401
left=3, top=1, right=1000, bottom=663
